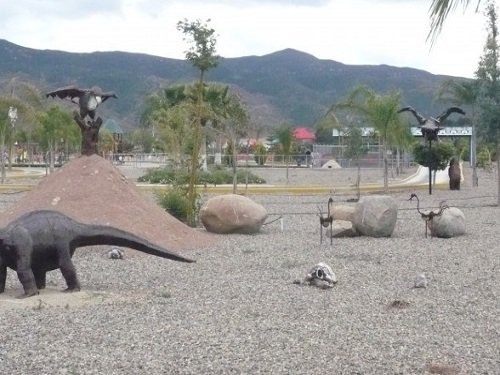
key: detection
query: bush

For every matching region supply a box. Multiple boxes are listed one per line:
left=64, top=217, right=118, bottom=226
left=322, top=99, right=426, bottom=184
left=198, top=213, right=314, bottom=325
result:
left=138, top=166, right=266, bottom=185
left=412, top=142, right=455, bottom=171
left=476, top=146, right=492, bottom=169
left=156, top=188, right=193, bottom=223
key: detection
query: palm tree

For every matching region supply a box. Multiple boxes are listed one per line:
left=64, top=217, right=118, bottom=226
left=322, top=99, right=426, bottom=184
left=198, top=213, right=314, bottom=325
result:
left=428, top=0, right=482, bottom=45
left=330, top=85, right=403, bottom=191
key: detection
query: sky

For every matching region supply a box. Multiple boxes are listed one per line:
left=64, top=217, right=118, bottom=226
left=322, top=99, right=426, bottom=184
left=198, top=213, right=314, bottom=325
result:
left=0, top=0, right=488, bottom=78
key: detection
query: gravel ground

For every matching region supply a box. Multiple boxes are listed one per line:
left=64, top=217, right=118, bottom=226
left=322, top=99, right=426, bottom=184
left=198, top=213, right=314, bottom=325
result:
left=0, top=166, right=499, bottom=374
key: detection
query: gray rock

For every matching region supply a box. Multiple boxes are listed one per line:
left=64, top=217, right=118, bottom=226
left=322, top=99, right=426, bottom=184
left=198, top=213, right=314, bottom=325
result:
left=430, top=207, right=466, bottom=238
left=331, top=205, right=355, bottom=222
left=200, top=194, right=267, bottom=234
left=352, top=195, right=398, bottom=237
left=326, top=220, right=359, bottom=238
left=414, top=273, right=428, bottom=288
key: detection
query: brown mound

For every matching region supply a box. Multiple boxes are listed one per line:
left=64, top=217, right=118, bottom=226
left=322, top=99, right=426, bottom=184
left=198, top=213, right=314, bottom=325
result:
left=0, top=155, right=215, bottom=252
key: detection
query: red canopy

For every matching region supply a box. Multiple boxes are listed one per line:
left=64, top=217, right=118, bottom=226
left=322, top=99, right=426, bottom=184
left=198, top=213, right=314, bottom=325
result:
left=293, top=127, right=316, bottom=142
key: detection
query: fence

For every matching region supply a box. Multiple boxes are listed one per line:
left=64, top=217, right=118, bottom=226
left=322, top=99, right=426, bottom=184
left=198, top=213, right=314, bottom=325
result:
left=109, top=149, right=416, bottom=171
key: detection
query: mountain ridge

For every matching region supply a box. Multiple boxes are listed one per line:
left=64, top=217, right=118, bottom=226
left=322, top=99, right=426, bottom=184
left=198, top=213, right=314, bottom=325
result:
left=0, top=39, right=460, bottom=130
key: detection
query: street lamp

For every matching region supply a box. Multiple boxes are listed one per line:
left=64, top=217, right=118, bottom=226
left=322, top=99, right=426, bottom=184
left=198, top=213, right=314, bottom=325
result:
left=8, top=106, right=18, bottom=127
left=1, top=106, right=18, bottom=183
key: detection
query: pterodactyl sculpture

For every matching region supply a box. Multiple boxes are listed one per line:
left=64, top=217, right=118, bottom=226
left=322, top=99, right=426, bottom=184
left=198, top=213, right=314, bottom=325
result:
left=46, top=85, right=118, bottom=156
left=409, top=193, right=449, bottom=238
left=46, top=85, right=117, bottom=120
left=398, top=106, right=466, bottom=141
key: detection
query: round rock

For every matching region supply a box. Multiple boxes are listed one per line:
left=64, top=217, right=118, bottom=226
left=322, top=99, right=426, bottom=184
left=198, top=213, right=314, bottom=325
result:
left=200, top=194, right=267, bottom=234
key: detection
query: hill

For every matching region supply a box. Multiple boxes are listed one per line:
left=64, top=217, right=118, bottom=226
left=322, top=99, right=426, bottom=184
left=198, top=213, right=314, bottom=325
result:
left=0, top=39, right=458, bottom=131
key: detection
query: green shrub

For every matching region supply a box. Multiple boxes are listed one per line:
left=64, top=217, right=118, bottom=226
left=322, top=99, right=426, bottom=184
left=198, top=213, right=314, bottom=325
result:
left=156, top=188, right=191, bottom=223
left=412, top=142, right=455, bottom=171
left=476, top=146, right=492, bottom=169
left=138, top=166, right=266, bottom=185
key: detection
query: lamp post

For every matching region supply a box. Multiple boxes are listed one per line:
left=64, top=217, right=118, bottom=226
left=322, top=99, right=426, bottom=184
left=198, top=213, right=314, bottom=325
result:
left=2, top=106, right=17, bottom=183
left=420, top=121, right=441, bottom=195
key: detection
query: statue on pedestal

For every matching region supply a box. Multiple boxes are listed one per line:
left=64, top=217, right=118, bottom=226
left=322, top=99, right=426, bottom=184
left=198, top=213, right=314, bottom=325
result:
left=46, top=85, right=117, bottom=155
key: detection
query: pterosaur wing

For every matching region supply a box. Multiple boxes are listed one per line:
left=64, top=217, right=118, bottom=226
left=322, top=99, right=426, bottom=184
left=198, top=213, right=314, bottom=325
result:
left=46, top=85, right=86, bottom=100
left=435, top=107, right=466, bottom=123
left=398, top=106, right=426, bottom=125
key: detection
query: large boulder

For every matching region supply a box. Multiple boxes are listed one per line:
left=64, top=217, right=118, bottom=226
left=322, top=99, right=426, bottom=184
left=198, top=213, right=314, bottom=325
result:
left=326, top=220, right=359, bottom=238
left=200, top=194, right=267, bottom=234
left=331, top=205, right=356, bottom=222
left=430, top=207, right=466, bottom=238
left=352, top=195, right=398, bottom=237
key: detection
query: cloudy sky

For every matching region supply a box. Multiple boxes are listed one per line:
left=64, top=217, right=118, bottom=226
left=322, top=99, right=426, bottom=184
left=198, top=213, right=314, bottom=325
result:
left=0, top=0, right=487, bottom=78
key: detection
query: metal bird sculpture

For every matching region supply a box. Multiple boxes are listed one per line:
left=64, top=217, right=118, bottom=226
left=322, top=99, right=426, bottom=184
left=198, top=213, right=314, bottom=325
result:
left=46, top=85, right=117, bottom=120
left=318, top=197, right=334, bottom=245
left=398, top=106, right=466, bottom=141
left=408, top=193, right=449, bottom=238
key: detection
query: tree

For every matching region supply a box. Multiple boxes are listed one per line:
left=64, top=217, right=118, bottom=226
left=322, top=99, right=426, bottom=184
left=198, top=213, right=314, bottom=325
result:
left=413, top=142, right=456, bottom=179
left=475, top=0, right=500, bottom=205
left=219, top=94, right=249, bottom=192
left=428, top=0, right=482, bottom=45
left=344, top=125, right=368, bottom=200
left=274, top=124, right=294, bottom=183
left=429, top=0, right=500, bottom=204
left=330, top=85, right=404, bottom=191
left=36, top=106, right=75, bottom=171
left=177, top=18, right=218, bottom=226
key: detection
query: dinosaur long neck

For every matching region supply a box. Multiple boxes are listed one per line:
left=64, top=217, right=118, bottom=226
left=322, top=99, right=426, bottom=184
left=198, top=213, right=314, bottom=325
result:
left=71, top=224, right=193, bottom=263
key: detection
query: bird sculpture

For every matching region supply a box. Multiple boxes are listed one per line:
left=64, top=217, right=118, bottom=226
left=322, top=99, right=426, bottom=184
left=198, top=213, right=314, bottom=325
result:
left=398, top=106, right=465, bottom=141
left=46, top=85, right=117, bottom=120
left=318, top=197, right=334, bottom=245
left=408, top=193, right=449, bottom=238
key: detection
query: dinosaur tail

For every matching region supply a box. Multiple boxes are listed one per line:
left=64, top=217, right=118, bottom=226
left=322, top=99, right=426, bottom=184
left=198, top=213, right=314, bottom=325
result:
left=72, top=224, right=195, bottom=263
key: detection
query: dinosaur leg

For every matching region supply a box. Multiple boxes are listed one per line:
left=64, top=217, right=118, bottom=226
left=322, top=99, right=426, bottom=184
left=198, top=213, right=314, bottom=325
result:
left=0, top=262, right=6, bottom=293
left=33, top=269, right=47, bottom=290
left=12, top=231, right=38, bottom=297
left=57, top=244, right=81, bottom=292
left=16, top=268, right=38, bottom=297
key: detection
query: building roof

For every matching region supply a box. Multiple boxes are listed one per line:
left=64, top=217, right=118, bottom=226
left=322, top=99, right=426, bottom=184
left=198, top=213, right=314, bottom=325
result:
left=293, top=127, right=315, bottom=141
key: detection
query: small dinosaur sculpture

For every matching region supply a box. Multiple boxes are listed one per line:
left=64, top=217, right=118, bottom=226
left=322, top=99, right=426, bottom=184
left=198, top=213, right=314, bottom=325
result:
left=408, top=193, right=449, bottom=238
left=293, top=262, right=337, bottom=289
left=0, top=210, right=194, bottom=297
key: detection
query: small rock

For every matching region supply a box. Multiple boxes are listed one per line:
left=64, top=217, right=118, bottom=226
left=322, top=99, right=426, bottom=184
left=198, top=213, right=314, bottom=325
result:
left=414, top=273, right=428, bottom=288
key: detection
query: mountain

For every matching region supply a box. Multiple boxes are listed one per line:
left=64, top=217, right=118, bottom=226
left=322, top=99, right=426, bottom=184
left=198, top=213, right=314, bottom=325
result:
left=0, top=39, right=459, bottom=131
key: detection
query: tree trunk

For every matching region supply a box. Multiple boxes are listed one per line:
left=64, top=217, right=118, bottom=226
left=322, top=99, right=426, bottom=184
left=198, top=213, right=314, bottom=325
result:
left=0, top=130, right=5, bottom=183
left=285, top=154, right=289, bottom=183
left=497, top=143, right=500, bottom=206
left=383, top=155, right=388, bottom=192
left=356, top=161, right=361, bottom=201
left=232, top=138, right=237, bottom=193
left=201, top=133, right=208, bottom=171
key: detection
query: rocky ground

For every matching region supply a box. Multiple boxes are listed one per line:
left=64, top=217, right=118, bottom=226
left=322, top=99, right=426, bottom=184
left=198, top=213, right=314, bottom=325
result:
left=0, top=162, right=499, bottom=374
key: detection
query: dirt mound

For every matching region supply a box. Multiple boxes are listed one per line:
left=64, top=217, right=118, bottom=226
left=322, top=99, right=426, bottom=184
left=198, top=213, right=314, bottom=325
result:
left=0, top=155, right=215, bottom=252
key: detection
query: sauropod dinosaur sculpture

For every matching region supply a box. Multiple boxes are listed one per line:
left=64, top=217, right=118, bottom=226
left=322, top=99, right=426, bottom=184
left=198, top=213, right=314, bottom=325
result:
left=0, top=210, right=194, bottom=297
